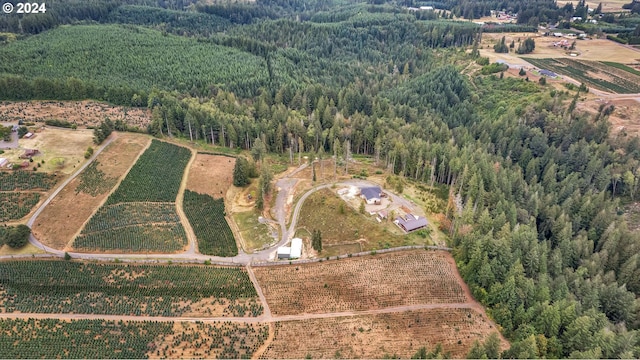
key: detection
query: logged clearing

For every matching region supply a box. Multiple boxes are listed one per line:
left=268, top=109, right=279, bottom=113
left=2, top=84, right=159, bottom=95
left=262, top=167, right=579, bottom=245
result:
left=253, top=250, right=469, bottom=316
left=579, top=98, right=640, bottom=137
left=556, top=0, right=630, bottom=12
left=186, top=154, right=235, bottom=198
left=261, top=308, right=507, bottom=359
left=32, top=133, right=150, bottom=250
left=0, top=100, right=151, bottom=129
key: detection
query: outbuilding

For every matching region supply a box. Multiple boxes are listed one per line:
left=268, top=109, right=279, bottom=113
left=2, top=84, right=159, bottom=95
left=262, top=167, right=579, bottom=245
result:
left=0, top=157, right=7, bottom=167
left=395, top=214, right=428, bottom=233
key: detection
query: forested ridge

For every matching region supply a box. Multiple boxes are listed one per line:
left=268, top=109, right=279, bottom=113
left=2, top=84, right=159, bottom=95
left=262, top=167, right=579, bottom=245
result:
left=1, top=0, right=640, bottom=357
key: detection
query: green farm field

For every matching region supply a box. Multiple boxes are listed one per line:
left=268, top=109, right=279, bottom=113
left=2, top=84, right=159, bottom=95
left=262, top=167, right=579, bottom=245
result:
left=0, top=24, right=269, bottom=96
left=73, top=140, right=191, bottom=253
left=183, top=190, right=238, bottom=257
left=0, top=318, right=268, bottom=359
left=0, top=260, right=262, bottom=317
left=523, top=58, right=640, bottom=94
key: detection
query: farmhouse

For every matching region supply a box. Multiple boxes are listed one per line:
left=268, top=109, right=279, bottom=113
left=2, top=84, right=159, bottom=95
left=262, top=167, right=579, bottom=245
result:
left=395, top=214, right=428, bottom=233
left=277, top=238, right=303, bottom=259
left=20, top=149, right=39, bottom=159
left=360, top=186, right=382, bottom=205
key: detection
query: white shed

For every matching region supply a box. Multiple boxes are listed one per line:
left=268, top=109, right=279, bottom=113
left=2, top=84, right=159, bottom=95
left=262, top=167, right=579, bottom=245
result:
left=290, top=238, right=303, bottom=259
left=0, top=158, right=7, bottom=167
left=277, top=246, right=291, bottom=259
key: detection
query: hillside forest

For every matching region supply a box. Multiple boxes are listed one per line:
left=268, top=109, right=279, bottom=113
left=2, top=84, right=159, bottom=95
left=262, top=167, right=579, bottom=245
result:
left=1, top=0, right=640, bottom=358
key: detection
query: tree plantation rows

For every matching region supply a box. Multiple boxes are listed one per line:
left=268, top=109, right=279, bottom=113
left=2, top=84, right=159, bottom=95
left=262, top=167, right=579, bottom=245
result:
left=0, top=172, right=57, bottom=191
left=0, top=318, right=268, bottom=359
left=75, top=161, right=118, bottom=197
left=183, top=190, right=238, bottom=257
left=0, top=192, right=40, bottom=222
left=0, top=261, right=261, bottom=317
left=73, top=140, right=191, bottom=252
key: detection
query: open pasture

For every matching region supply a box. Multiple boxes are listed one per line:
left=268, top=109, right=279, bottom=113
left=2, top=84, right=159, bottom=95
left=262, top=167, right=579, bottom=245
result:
left=32, top=133, right=149, bottom=250
left=0, top=260, right=262, bottom=317
left=524, top=57, right=640, bottom=93
left=0, top=318, right=268, bottom=359
left=0, top=127, right=94, bottom=174
left=0, top=101, right=151, bottom=129
left=186, top=153, right=235, bottom=198
left=72, top=140, right=191, bottom=253
left=253, top=250, right=469, bottom=316
left=183, top=190, right=238, bottom=257
left=261, top=308, right=506, bottom=359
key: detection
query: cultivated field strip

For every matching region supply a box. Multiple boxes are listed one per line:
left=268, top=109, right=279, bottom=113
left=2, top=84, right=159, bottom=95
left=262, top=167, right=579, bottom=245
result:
left=0, top=261, right=263, bottom=317
left=0, top=172, right=58, bottom=191
left=73, top=140, right=191, bottom=252
left=260, top=308, right=505, bottom=359
left=0, top=318, right=268, bottom=359
left=253, top=250, right=469, bottom=315
left=183, top=190, right=238, bottom=257
left=524, top=58, right=640, bottom=94
left=0, top=192, right=40, bottom=222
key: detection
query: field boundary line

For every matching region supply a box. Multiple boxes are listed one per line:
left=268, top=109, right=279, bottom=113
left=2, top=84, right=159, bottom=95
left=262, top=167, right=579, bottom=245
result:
left=246, top=264, right=272, bottom=320
left=175, top=147, right=198, bottom=255
left=64, top=134, right=152, bottom=251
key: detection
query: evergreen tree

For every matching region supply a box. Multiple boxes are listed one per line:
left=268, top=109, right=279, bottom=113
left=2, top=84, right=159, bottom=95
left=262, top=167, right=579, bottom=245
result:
left=233, top=157, right=250, bottom=187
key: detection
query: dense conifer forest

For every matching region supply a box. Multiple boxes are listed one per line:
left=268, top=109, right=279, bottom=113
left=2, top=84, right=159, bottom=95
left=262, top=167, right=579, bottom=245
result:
left=1, top=0, right=639, bottom=357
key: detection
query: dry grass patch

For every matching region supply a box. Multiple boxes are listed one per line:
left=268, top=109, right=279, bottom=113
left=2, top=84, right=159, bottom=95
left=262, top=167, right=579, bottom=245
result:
left=147, top=321, right=269, bottom=359
left=261, top=308, right=507, bottom=359
left=0, top=127, right=94, bottom=174
left=253, top=250, right=469, bottom=316
left=32, top=133, right=150, bottom=250
left=186, top=154, right=235, bottom=198
left=0, top=100, right=150, bottom=129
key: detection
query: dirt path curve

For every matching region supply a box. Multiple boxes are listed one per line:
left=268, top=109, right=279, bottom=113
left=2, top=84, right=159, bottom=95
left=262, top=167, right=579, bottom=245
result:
left=25, top=134, right=117, bottom=252
left=175, top=147, right=198, bottom=255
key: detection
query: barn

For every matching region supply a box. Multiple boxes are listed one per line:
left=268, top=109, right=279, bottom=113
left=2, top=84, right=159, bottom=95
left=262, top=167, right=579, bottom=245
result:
left=277, top=238, right=303, bottom=259
left=395, top=214, right=428, bottom=233
left=360, top=186, right=382, bottom=205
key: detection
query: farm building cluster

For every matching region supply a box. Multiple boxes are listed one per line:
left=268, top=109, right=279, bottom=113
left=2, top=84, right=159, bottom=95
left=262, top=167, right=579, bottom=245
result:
left=336, top=184, right=429, bottom=233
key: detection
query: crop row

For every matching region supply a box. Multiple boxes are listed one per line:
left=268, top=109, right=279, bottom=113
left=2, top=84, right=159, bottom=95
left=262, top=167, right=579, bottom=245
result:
left=75, top=161, right=117, bottom=197
left=106, top=140, right=191, bottom=204
left=0, top=171, right=57, bottom=191
left=524, top=58, right=640, bottom=94
left=0, top=192, right=40, bottom=221
left=254, top=250, right=468, bottom=315
left=183, top=190, right=238, bottom=257
left=80, top=202, right=180, bottom=234
left=73, top=223, right=187, bottom=252
left=0, top=318, right=268, bottom=359
left=0, top=261, right=261, bottom=316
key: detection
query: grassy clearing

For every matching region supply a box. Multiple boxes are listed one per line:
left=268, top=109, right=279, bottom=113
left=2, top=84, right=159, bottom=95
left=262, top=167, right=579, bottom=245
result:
left=296, top=189, right=429, bottom=255
left=232, top=210, right=275, bottom=252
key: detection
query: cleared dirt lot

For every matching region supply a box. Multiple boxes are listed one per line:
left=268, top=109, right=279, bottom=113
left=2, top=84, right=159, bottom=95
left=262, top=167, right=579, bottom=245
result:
left=480, top=33, right=640, bottom=64
left=32, top=133, right=150, bottom=250
left=0, top=101, right=151, bottom=129
left=253, top=250, right=469, bottom=316
left=261, top=308, right=506, bottom=359
left=186, top=154, right=235, bottom=198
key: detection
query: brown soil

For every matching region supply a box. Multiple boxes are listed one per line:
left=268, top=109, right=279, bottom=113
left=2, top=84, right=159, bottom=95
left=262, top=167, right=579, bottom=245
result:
left=186, top=154, right=235, bottom=198
left=253, top=250, right=469, bottom=316
left=578, top=97, right=640, bottom=137
left=147, top=321, right=269, bottom=359
left=32, top=133, right=150, bottom=250
left=261, top=308, right=508, bottom=359
left=0, top=100, right=151, bottom=129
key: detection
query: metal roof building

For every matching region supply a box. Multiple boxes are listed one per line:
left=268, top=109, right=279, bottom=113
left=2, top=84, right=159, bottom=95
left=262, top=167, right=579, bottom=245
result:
left=290, top=238, right=302, bottom=259
left=395, top=214, right=428, bottom=233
